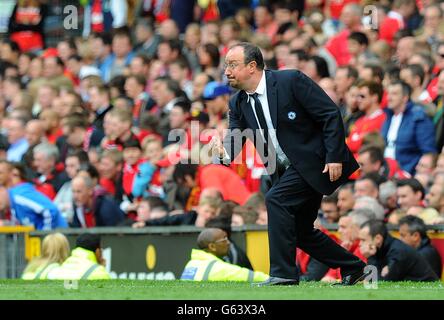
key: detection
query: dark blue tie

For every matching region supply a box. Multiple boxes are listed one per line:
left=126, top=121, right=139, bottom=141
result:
left=251, top=93, right=269, bottom=152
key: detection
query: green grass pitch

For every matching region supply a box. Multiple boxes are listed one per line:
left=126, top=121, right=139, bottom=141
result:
left=0, top=280, right=444, bottom=300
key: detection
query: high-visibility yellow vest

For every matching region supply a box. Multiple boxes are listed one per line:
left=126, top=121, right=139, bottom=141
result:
left=47, top=247, right=111, bottom=280
left=22, top=263, right=60, bottom=280
left=180, top=249, right=269, bottom=282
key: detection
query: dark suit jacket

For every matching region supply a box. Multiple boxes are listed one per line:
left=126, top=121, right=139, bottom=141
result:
left=418, top=237, right=442, bottom=279
left=71, top=195, right=125, bottom=228
left=368, top=235, right=438, bottom=281
left=223, top=69, right=359, bottom=195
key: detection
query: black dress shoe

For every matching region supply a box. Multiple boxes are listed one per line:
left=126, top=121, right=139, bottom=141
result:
left=333, top=269, right=369, bottom=286
left=254, top=276, right=299, bottom=287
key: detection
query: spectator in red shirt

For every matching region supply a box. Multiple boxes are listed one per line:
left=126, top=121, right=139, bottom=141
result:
left=347, top=80, right=386, bottom=156
left=98, top=149, right=124, bottom=203
left=357, top=145, right=411, bottom=180
left=173, top=163, right=252, bottom=210
left=254, top=4, right=279, bottom=43
left=325, top=3, right=363, bottom=66
left=102, top=108, right=140, bottom=151
left=122, top=139, right=143, bottom=199
left=39, top=109, right=63, bottom=145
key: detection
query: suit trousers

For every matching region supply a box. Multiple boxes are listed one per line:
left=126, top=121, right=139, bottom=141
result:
left=265, top=165, right=365, bottom=279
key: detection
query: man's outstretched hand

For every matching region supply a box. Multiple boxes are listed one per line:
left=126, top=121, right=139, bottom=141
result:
left=322, top=163, right=343, bottom=182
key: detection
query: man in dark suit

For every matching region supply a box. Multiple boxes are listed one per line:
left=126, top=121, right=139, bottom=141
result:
left=210, top=42, right=366, bottom=285
left=359, top=220, right=439, bottom=281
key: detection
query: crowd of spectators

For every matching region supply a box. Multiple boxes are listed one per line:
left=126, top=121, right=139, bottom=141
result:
left=0, top=0, right=444, bottom=281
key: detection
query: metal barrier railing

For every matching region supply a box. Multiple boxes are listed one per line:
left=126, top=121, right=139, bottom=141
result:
left=0, top=227, right=34, bottom=279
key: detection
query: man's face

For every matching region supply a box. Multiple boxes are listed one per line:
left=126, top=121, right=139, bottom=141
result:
left=112, top=36, right=131, bottom=58
left=130, top=57, right=147, bottom=76
left=125, top=77, right=143, bottom=99
left=192, top=74, right=209, bottom=100
left=397, top=185, right=422, bottom=210
left=358, top=227, right=378, bottom=258
left=66, top=127, right=86, bottom=148
left=151, top=81, right=172, bottom=108
left=354, top=179, right=378, bottom=199
left=88, top=87, right=106, bottom=111
left=137, top=201, right=151, bottom=221
left=195, top=204, right=217, bottom=227
left=210, top=230, right=230, bottom=258
left=145, top=141, right=163, bottom=163
left=396, top=37, right=414, bottom=64
left=337, top=189, right=355, bottom=215
left=123, top=147, right=142, bottom=166
left=33, top=152, right=54, bottom=175
left=400, top=68, right=415, bottom=88
left=358, top=152, right=380, bottom=175
left=72, top=179, right=93, bottom=207
left=426, top=184, right=443, bottom=210
left=334, top=68, right=350, bottom=95
left=224, top=47, right=253, bottom=91
left=321, top=202, right=340, bottom=223
left=99, top=157, right=120, bottom=180
left=7, top=119, right=25, bottom=144
left=25, top=122, right=44, bottom=146
left=43, top=57, right=61, bottom=78
left=399, top=224, right=419, bottom=248
left=169, top=106, right=188, bottom=129
left=345, top=86, right=360, bottom=112
left=338, top=216, right=358, bottom=243
left=358, top=86, right=374, bottom=112
left=387, top=84, right=407, bottom=110
left=0, top=163, right=11, bottom=186
left=65, top=156, right=80, bottom=179
left=157, top=43, right=173, bottom=64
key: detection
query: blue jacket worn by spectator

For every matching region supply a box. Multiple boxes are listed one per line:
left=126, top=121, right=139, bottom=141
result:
left=71, top=194, right=125, bottom=228
left=381, top=102, right=436, bottom=174
left=8, top=183, right=67, bottom=230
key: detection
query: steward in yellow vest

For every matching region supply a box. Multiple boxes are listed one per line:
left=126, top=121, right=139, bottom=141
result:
left=48, top=233, right=111, bottom=280
left=22, top=232, right=70, bottom=280
left=180, top=228, right=269, bottom=282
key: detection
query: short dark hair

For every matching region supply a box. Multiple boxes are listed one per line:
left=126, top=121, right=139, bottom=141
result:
left=389, top=80, right=412, bottom=98
left=338, top=65, right=358, bottom=80
left=173, top=99, right=191, bottom=114
left=127, top=74, right=147, bottom=88
left=359, top=172, right=386, bottom=187
left=359, top=145, right=385, bottom=165
left=397, top=178, right=425, bottom=199
left=361, top=219, right=388, bottom=239
left=322, top=193, right=338, bottom=204
left=363, top=63, right=384, bottom=83
left=310, top=55, right=330, bottom=78
left=173, top=163, right=198, bottom=183
left=230, top=42, right=265, bottom=70
left=399, top=215, right=427, bottom=238
left=201, top=43, right=220, bottom=68
left=92, top=32, right=112, bottom=46
left=76, top=233, right=101, bottom=252
left=349, top=31, right=369, bottom=46
left=123, top=139, right=142, bottom=150
left=357, top=80, right=383, bottom=103
left=405, top=64, right=425, bottom=85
